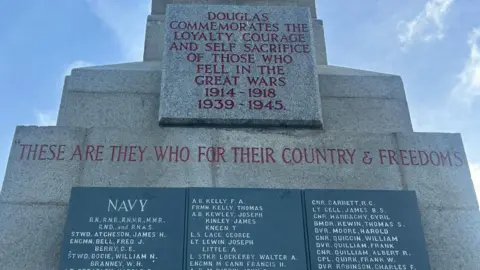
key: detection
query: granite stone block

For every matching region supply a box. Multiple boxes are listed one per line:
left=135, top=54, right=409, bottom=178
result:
left=144, top=15, right=165, bottom=61
left=66, top=62, right=162, bottom=93
left=312, top=20, right=327, bottom=65
left=0, top=203, right=67, bottom=270
left=421, top=209, right=480, bottom=269
left=160, top=5, right=322, bottom=128
left=215, top=129, right=403, bottom=190
left=236, top=0, right=268, bottom=6
left=297, top=0, right=316, bottom=17
left=57, top=92, right=159, bottom=128
left=318, top=66, right=406, bottom=99
left=58, top=76, right=70, bottom=126
left=194, top=0, right=236, bottom=4
left=396, top=132, right=478, bottom=209
left=152, top=0, right=173, bottom=14
left=268, top=0, right=297, bottom=6
left=79, top=127, right=215, bottom=188
left=152, top=0, right=316, bottom=13
left=317, top=65, right=395, bottom=76
left=174, top=0, right=192, bottom=4
left=1, top=126, right=85, bottom=203
left=322, top=97, right=413, bottom=132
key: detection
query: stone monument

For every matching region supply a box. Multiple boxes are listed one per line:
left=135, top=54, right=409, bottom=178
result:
left=1, top=0, right=479, bottom=269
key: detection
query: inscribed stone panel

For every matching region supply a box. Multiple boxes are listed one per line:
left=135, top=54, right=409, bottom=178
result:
left=160, top=5, right=322, bottom=127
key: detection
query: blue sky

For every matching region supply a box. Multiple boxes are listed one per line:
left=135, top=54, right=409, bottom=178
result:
left=0, top=0, right=479, bottom=197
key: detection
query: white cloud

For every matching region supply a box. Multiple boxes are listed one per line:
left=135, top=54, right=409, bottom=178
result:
left=63, top=60, right=93, bottom=77
left=397, top=0, right=454, bottom=47
left=35, top=111, right=57, bottom=126
left=451, top=28, right=480, bottom=104
left=85, top=0, right=150, bottom=61
left=34, top=60, right=93, bottom=126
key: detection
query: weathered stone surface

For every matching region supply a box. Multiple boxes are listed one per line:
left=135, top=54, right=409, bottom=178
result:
left=0, top=203, right=67, bottom=270
left=79, top=127, right=215, bottom=189
left=58, top=62, right=163, bottom=128
left=66, top=62, right=162, bottom=93
left=2, top=126, right=217, bottom=203
left=195, top=0, right=236, bottom=4
left=151, top=0, right=318, bottom=15
left=297, top=0, right=316, bottom=17
left=58, top=66, right=411, bottom=132
left=160, top=5, right=322, bottom=127
left=313, top=20, right=327, bottom=65
left=5, top=126, right=472, bottom=204
left=174, top=0, right=192, bottom=4
left=1, top=126, right=85, bottom=203
left=268, top=0, right=297, bottom=6
left=322, top=97, right=413, bottom=132
left=214, top=129, right=404, bottom=190
left=236, top=0, right=268, bottom=6
left=152, top=0, right=173, bottom=14
left=318, top=66, right=406, bottom=99
left=144, top=15, right=165, bottom=61
left=58, top=91, right=159, bottom=128
left=396, top=132, right=478, bottom=209
left=421, top=209, right=480, bottom=269
left=58, top=78, right=410, bottom=132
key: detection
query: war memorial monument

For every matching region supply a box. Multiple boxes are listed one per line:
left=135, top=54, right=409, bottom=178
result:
left=1, top=0, right=479, bottom=269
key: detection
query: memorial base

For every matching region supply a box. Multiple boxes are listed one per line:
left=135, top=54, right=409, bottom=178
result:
left=1, top=126, right=479, bottom=269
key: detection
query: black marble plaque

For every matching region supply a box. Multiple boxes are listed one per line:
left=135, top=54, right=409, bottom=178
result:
left=58, top=187, right=186, bottom=270
left=59, top=187, right=431, bottom=270
left=186, top=188, right=308, bottom=270
left=304, top=189, right=431, bottom=270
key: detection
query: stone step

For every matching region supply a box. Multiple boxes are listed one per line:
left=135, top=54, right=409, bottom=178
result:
left=59, top=63, right=411, bottom=131
left=65, top=62, right=405, bottom=97
left=65, top=61, right=161, bottom=94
